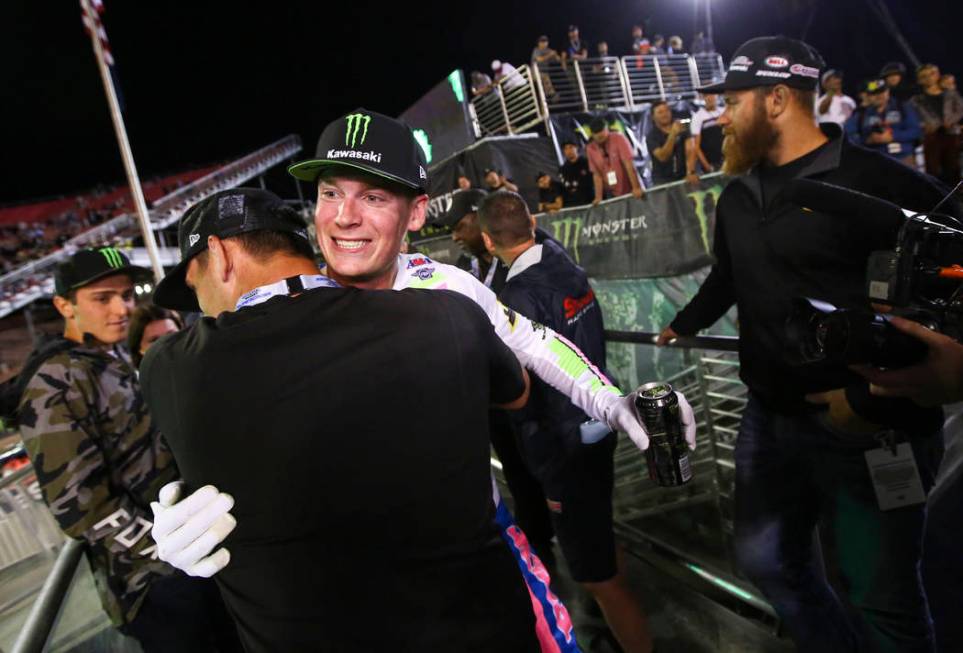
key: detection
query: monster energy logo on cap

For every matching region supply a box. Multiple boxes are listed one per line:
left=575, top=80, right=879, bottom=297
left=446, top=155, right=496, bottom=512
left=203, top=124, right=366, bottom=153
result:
left=99, top=247, right=124, bottom=269
left=345, top=113, right=371, bottom=148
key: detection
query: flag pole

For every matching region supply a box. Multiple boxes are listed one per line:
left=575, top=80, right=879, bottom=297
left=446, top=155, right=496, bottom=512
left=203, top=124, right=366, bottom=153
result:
left=80, top=0, right=165, bottom=283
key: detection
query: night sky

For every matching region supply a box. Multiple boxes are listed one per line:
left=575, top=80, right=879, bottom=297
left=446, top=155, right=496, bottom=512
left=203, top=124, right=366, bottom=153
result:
left=3, top=0, right=960, bottom=204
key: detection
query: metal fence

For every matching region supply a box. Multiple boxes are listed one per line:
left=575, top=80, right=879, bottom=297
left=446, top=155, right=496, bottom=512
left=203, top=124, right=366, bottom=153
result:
left=470, top=64, right=545, bottom=137
left=621, top=53, right=725, bottom=105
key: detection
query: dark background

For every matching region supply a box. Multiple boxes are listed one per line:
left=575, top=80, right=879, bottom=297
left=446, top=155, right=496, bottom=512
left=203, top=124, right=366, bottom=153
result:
left=3, top=0, right=960, bottom=203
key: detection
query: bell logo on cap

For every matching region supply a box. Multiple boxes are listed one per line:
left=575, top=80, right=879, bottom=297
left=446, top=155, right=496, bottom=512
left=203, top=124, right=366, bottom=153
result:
left=188, top=234, right=200, bottom=248
left=99, top=247, right=124, bottom=268
left=766, top=56, right=789, bottom=68
left=345, top=113, right=372, bottom=148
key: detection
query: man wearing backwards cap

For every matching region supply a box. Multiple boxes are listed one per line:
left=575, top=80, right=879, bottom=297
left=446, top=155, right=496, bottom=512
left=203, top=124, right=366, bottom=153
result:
left=153, top=108, right=693, bottom=651
left=14, top=248, right=240, bottom=651
left=657, top=36, right=960, bottom=652
left=140, top=187, right=540, bottom=651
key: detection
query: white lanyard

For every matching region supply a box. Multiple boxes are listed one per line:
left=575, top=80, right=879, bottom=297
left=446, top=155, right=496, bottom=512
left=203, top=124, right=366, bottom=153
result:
left=235, top=275, right=340, bottom=310
left=470, top=256, right=499, bottom=288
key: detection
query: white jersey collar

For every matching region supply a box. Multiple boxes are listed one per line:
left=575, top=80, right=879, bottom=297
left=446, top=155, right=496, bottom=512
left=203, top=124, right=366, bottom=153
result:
left=506, top=244, right=543, bottom=282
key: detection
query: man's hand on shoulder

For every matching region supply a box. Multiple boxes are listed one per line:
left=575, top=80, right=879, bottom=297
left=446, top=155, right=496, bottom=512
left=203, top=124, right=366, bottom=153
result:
left=151, top=481, right=236, bottom=578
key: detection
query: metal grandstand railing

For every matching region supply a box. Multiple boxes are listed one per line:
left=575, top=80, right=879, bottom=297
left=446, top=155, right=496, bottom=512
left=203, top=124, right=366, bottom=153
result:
left=0, top=135, right=302, bottom=320
left=469, top=53, right=725, bottom=139
left=470, top=64, right=546, bottom=137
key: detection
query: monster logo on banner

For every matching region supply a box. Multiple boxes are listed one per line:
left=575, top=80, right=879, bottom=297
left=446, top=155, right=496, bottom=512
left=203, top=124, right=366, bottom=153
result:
left=536, top=174, right=726, bottom=279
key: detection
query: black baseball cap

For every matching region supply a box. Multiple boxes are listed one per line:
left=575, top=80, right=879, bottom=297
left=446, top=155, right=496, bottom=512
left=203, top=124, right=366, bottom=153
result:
left=880, top=62, right=906, bottom=77
left=435, top=189, right=488, bottom=228
left=153, top=188, right=311, bottom=312
left=535, top=171, right=551, bottom=182
left=864, top=78, right=889, bottom=95
left=589, top=117, right=608, bottom=133
left=699, top=36, right=824, bottom=94
left=54, top=247, right=147, bottom=297
left=483, top=167, right=501, bottom=176
left=288, top=108, right=429, bottom=192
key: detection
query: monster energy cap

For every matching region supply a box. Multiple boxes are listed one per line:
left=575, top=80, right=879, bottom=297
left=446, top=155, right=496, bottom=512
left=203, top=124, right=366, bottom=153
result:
left=288, top=108, right=430, bottom=192
left=54, top=247, right=148, bottom=296
left=153, top=188, right=311, bottom=311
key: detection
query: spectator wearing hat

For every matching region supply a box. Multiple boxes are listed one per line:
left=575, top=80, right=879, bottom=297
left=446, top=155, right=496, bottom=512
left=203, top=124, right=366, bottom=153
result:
left=845, top=78, right=922, bottom=167
left=559, top=140, right=595, bottom=207
left=14, top=248, right=241, bottom=652
left=491, top=60, right=526, bottom=91
left=691, top=30, right=713, bottom=55
left=484, top=167, right=519, bottom=193
left=630, top=25, right=650, bottom=55
left=647, top=101, right=689, bottom=185
left=470, top=70, right=494, bottom=97
left=586, top=118, right=643, bottom=205
left=816, top=69, right=857, bottom=126
left=668, top=35, right=684, bottom=54
left=913, top=63, right=963, bottom=185
left=561, top=25, right=588, bottom=64
left=881, top=61, right=918, bottom=103
left=649, top=34, right=666, bottom=55
left=536, top=172, right=564, bottom=213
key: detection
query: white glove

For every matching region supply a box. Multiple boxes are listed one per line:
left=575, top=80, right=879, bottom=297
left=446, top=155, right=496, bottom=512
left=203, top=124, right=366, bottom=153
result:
left=604, top=391, right=698, bottom=452
left=151, top=481, right=236, bottom=578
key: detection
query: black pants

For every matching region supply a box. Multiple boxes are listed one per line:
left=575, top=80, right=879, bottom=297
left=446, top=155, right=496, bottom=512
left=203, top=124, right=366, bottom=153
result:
left=120, top=573, right=244, bottom=653
left=489, top=409, right=554, bottom=552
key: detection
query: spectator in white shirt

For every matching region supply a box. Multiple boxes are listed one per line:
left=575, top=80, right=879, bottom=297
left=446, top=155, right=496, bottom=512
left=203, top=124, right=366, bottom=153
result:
left=686, top=93, right=726, bottom=184
left=491, top=60, right=526, bottom=91
left=816, top=69, right=857, bottom=126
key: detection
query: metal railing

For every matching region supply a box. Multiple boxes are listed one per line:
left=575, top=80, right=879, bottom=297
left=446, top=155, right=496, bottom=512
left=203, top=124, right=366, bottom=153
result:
left=537, top=58, right=633, bottom=113
left=0, top=135, right=303, bottom=320
left=620, top=53, right=725, bottom=104
left=470, top=64, right=545, bottom=137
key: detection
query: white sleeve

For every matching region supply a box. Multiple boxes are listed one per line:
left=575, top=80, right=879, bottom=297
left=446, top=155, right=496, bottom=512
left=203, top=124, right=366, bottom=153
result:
left=403, top=260, right=623, bottom=421
left=690, top=109, right=705, bottom=136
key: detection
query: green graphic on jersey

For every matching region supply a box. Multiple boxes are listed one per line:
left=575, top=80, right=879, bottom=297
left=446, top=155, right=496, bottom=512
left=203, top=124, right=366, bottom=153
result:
left=345, top=114, right=372, bottom=148
left=99, top=247, right=124, bottom=268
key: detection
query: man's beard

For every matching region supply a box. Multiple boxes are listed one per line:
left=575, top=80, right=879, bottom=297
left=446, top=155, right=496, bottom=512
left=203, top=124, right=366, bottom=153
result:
left=721, top=101, right=778, bottom=176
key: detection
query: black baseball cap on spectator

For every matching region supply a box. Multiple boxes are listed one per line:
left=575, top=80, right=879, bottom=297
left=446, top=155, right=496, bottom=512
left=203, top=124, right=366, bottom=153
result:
left=538, top=35, right=549, bottom=42
left=434, top=189, right=488, bottom=228
left=562, top=139, right=579, bottom=148
left=153, top=188, right=311, bottom=312
left=483, top=167, right=501, bottom=176
left=288, top=108, right=429, bottom=193
left=54, top=248, right=147, bottom=297
left=864, top=78, right=889, bottom=95
left=880, top=62, right=906, bottom=77
left=535, top=171, right=551, bottom=183
left=589, top=117, right=608, bottom=133
left=698, top=36, right=824, bottom=94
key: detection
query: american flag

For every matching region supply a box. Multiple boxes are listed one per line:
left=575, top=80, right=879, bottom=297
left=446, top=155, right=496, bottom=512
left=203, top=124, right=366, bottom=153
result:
left=80, top=0, right=114, bottom=66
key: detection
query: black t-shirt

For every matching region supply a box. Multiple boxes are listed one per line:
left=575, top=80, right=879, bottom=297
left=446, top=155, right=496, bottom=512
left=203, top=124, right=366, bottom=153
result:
left=646, top=126, right=687, bottom=184
left=921, top=92, right=944, bottom=121
left=538, top=180, right=564, bottom=208
left=758, top=141, right=829, bottom=210
left=560, top=157, right=594, bottom=206
left=141, top=286, right=537, bottom=653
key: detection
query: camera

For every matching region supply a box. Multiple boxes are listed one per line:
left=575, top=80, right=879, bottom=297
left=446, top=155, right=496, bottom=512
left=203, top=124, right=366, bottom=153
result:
left=784, top=180, right=963, bottom=368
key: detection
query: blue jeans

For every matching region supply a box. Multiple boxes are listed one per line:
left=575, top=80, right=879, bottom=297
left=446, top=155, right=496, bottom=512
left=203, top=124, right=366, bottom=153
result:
left=733, top=394, right=942, bottom=653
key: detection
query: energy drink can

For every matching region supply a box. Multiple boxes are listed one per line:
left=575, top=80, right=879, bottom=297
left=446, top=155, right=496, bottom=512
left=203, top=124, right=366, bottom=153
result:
left=635, top=382, right=692, bottom=487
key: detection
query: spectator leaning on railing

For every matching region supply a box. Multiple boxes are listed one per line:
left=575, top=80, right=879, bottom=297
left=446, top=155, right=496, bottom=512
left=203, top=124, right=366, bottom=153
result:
left=585, top=117, right=644, bottom=204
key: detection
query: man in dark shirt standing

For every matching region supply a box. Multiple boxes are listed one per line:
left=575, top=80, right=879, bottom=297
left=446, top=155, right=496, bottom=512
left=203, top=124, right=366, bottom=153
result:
left=141, top=188, right=538, bottom=652
left=480, top=192, right=693, bottom=653
left=646, top=101, right=688, bottom=185
left=536, top=171, right=564, bottom=212
left=657, top=36, right=959, bottom=653
left=559, top=141, right=594, bottom=207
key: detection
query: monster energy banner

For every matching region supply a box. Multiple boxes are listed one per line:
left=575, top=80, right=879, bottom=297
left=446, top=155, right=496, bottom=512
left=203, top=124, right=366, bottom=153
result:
left=534, top=174, right=727, bottom=279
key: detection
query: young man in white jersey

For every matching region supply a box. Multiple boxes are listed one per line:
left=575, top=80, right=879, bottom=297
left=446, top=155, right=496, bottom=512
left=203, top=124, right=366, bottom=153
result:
left=150, top=109, right=696, bottom=651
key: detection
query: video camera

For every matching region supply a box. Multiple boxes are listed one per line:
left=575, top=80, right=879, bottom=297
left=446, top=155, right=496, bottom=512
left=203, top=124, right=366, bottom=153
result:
left=785, top=180, right=963, bottom=368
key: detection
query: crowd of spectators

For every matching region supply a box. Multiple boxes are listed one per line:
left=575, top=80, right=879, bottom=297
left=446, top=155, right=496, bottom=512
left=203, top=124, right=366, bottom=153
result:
left=464, top=35, right=961, bottom=214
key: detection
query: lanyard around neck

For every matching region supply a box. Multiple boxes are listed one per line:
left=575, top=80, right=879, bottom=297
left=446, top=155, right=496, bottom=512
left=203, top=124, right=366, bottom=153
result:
left=235, top=275, right=340, bottom=310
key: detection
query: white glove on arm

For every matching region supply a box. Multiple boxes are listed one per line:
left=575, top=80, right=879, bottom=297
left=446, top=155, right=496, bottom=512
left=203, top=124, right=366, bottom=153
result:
left=603, top=390, right=698, bottom=452
left=151, top=481, right=236, bottom=578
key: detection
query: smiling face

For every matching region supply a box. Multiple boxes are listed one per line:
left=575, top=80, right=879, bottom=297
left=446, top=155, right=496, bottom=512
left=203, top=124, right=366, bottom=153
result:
left=719, top=88, right=778, bottom=176
left=314, top=171, right=427, bottom=289
left=55, top=274, right=135, bottom=344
